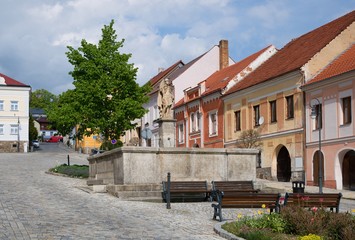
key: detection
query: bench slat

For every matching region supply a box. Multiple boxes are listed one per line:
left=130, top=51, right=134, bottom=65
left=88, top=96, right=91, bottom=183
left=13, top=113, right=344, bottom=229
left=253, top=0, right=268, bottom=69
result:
left=211, top=191, right=281, bottom=222
left=162, top=181, right=209, bottom=203
left=284, top=192, right=342, bottom=213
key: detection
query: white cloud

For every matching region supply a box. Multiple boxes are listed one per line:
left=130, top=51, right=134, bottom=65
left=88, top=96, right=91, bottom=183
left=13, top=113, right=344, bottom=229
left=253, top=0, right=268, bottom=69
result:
left=28, top=3, right=64, bottom=20
left=0, top=0, right=353, bottom=95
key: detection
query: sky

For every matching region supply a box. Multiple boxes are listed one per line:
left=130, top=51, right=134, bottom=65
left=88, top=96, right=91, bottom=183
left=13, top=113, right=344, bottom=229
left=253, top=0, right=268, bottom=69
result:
left=0, top=0, right=354, bottom=95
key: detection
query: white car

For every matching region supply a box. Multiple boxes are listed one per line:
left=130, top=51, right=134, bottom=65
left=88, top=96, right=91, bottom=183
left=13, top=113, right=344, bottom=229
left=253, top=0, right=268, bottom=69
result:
left=32, top=140, right=40, bottom=148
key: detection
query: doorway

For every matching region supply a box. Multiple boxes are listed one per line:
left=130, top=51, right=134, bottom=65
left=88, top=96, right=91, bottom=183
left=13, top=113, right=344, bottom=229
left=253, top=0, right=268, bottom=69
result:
left=277, top=146, right=291, bottom=182
left=342, top=150, right=355, bottom=190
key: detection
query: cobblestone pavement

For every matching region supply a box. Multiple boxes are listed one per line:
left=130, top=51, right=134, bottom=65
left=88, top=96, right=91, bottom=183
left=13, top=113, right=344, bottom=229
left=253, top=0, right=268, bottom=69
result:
left=0, top=144, right=247, bottom=240
left=1, top=143, right=355, bottom=240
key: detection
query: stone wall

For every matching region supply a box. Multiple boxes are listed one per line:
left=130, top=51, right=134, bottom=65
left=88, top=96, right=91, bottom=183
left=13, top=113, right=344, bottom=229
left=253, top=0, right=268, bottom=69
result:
left=87, top=146, right=259, bottom=186
left=0, top=141, right=25, bottom=153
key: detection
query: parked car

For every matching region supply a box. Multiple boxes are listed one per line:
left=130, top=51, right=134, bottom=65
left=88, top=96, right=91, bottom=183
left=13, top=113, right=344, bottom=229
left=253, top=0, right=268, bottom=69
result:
left=46, top=136, right=63, bottom=143
left=32, top=140, right=40, bottom=148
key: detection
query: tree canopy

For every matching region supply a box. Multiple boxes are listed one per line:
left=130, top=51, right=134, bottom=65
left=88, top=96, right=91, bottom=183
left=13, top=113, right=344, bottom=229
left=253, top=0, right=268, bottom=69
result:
left=47, top=20, right=150, bottom=142
left=30, top=89, right=58, bottom=110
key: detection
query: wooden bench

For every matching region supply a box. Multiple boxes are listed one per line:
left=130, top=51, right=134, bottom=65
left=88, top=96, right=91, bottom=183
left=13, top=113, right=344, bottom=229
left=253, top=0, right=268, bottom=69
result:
left=212, top=190, right=281, bottom=221
left=162, top=181, right=209, bottom=204
left=283, top=192, right=342, bottom=213
left=212, top=180, right=259, bottom=194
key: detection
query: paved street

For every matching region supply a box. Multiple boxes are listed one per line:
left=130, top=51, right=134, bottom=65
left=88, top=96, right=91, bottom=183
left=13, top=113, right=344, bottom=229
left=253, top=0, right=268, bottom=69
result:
left=1, top=143, right=355, bottom=240
left=0, top=143, right=229, bottom=240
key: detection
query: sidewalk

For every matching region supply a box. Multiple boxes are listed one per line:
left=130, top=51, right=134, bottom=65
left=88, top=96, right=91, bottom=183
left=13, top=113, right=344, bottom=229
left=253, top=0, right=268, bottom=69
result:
left=257, top=179, right=355, bottom=200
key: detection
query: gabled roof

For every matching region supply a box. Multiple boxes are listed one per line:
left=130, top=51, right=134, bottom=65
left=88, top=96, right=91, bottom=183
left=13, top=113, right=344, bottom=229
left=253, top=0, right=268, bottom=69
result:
left=149, top=60, right=184, bottom=86
left=201, top=45, right=274, bottom=96
left=305, top=44, right=355, bottom=85
left=225, top=10, right=355, bottom=95
left=146, top=60, right=184, bottom=94
left=174, top=45, right=274, bottom=108
left=0, top=73, right=30, bottom=87
left=167, top=52, right=206, bottom=81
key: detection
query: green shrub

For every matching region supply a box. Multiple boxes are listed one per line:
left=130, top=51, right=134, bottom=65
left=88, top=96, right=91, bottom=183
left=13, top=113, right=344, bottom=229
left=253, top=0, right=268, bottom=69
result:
left=222, top=205, right=355, bottom=240
left=49, top=164, right=89, bottom=178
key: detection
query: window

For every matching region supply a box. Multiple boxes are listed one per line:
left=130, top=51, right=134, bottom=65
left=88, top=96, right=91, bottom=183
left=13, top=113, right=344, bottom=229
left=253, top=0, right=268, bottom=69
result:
left=11, top=101, right=19, bottom=111
left=286, top=96, right=294, bottom=119
left=11, top=125, right=18, bottom=135
left=253, top=105, right=260, bottom=127
left=178, top=124, right=184, bottom=143
left=234, top=110, right=241, bottom=131
left=0, top=124, right=3, bottom=134
left=190, top=112, right=195, bottom=132
left=342, top=96, right=352, bottom=124
left=315, top=104, right=322, bottom=130
left=209, top=112, right=218, bottom=135
left=196, top=112, right=201, bottom=131
left=0, top=100, right=3, bottom=111
left=270, top=100, right=277, bottom=123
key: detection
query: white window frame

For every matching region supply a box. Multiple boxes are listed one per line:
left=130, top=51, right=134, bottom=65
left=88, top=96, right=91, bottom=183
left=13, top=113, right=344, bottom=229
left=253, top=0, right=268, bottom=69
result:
left=11, top=101, right=19, bottom=111
left=190, top=112, right=195, bottom=132
left=0, top=100, right=3, bottom=111
left=10, top=125, right=18, bottom=135
left=209, top=111, right=218, bottom=136
left=178, top=123, right=184, bottom=143
left=196, top=111, right=201, bottom=131
left=0, top=124, right=4, bottom=134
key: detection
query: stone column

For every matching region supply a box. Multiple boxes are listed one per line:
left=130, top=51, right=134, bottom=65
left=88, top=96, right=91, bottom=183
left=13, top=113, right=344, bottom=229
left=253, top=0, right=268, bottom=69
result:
left=158, top=118, right=176, bottom=147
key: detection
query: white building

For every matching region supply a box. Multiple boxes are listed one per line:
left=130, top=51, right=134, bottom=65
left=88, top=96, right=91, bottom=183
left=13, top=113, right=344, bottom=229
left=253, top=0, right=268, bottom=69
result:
left=0, top=73, right=31, bottom=152
left=140, top=40, right=235, bottom=147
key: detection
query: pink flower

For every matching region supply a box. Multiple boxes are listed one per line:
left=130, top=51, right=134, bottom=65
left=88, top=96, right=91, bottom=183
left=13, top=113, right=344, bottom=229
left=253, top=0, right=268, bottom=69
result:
left=312, top=207, right=318, bottom=212
left=319, top=198, right=324, bottom=202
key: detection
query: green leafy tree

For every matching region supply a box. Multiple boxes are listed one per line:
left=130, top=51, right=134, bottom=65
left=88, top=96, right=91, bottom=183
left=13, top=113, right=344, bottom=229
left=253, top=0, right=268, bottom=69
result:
left=46, top=89, right=80, bottom=137
left=55, top=20, right=150, bottom=143
left=30, top=89, right=58, bottom=110
left=29, top=115, right=39, bottom=141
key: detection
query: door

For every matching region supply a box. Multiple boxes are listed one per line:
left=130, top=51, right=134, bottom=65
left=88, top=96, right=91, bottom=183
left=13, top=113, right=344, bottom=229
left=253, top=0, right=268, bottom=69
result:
left=277, top=146, right=291, bottom=182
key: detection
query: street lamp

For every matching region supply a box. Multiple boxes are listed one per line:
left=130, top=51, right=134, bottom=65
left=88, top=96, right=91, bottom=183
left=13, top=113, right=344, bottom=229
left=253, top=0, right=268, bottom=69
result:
left=310, top=98, right=323, bottom=193
left=17, top=116, right=20, bottom=152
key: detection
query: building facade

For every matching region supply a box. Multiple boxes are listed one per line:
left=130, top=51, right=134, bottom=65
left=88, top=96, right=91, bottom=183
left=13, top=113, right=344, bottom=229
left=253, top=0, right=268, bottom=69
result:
left=303, top=44, right=355, bottom=190
left=223, top=11, right=355, bottom=182
left=0, top=73, right=31, bottom=152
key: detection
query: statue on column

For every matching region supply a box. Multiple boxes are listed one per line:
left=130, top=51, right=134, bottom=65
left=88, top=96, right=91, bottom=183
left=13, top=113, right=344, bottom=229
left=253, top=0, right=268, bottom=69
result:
left=157, top=78, right=174, bottom=119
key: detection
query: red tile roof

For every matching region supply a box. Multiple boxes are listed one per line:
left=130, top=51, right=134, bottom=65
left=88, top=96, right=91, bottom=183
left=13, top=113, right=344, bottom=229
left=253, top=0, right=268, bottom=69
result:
left=202, top=45, right=273, bottom=96
left=0, top=73, right=29, bottom=87
left=149, top=60, right=184, bottom=86
left=173, top=45, right=273, bottom=108
left=305, top=44, right=355, bottom=85
left=225, top=10, right=355, bottom=96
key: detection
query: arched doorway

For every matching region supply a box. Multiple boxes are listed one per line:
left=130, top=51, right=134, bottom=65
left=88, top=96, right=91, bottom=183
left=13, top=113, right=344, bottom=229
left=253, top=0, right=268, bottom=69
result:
left=277, top=146, right=291, bottom=182
left=342, top=150, right=355, bottom=190
left=313, top=150, right=324, bottom=187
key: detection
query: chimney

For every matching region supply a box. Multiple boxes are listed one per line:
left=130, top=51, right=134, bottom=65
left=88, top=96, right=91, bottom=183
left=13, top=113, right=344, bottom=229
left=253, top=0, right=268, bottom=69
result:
left=158, top=67, right=165, bottom=73
left=219, top=40, right=229, bottom=70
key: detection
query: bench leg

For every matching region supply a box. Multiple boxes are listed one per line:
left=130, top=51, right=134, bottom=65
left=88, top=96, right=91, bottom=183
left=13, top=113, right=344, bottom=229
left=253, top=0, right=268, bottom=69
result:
left=212, top=204, right=223, bottom=222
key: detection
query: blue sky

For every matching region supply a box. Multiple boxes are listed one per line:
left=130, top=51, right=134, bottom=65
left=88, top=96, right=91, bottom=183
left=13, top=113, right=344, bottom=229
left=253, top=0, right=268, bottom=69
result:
left=0, top=0, right=354, bottom=94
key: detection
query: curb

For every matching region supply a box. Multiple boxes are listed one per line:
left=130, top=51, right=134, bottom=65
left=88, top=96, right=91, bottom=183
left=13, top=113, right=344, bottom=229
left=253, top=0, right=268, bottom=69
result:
left=214, top=221, right=245, bottom=240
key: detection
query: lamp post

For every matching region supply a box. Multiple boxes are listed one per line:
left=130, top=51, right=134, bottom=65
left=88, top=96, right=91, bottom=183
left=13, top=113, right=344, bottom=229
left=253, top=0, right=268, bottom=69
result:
left=17, top=116, right=20, bottom=153
left=310, top=98, right=323, bottom=193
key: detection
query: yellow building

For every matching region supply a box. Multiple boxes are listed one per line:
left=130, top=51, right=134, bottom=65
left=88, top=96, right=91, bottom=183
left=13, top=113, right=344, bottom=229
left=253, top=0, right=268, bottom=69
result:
left=223, top=11, right=355, bottom=182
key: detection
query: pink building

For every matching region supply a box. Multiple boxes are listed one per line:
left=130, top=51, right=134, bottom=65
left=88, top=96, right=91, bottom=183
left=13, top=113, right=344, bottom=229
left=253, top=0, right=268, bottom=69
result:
left=303, top=44, right=355, bottom=190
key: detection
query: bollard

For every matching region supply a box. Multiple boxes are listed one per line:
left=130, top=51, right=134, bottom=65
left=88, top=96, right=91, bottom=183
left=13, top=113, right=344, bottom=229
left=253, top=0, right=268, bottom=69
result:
left=166, top=172, right=171, bottom=209
left=67, top=155, right=70, bottom=166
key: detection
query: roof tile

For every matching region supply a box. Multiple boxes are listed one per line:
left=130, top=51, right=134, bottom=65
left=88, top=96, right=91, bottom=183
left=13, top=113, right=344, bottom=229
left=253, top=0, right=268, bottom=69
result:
left=225, top=10, right=355, bottom=95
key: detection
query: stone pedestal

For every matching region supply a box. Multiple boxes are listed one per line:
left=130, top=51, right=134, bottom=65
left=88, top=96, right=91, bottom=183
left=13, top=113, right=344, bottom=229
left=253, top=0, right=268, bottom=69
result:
left=157, top=118, right=176, bottom=147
